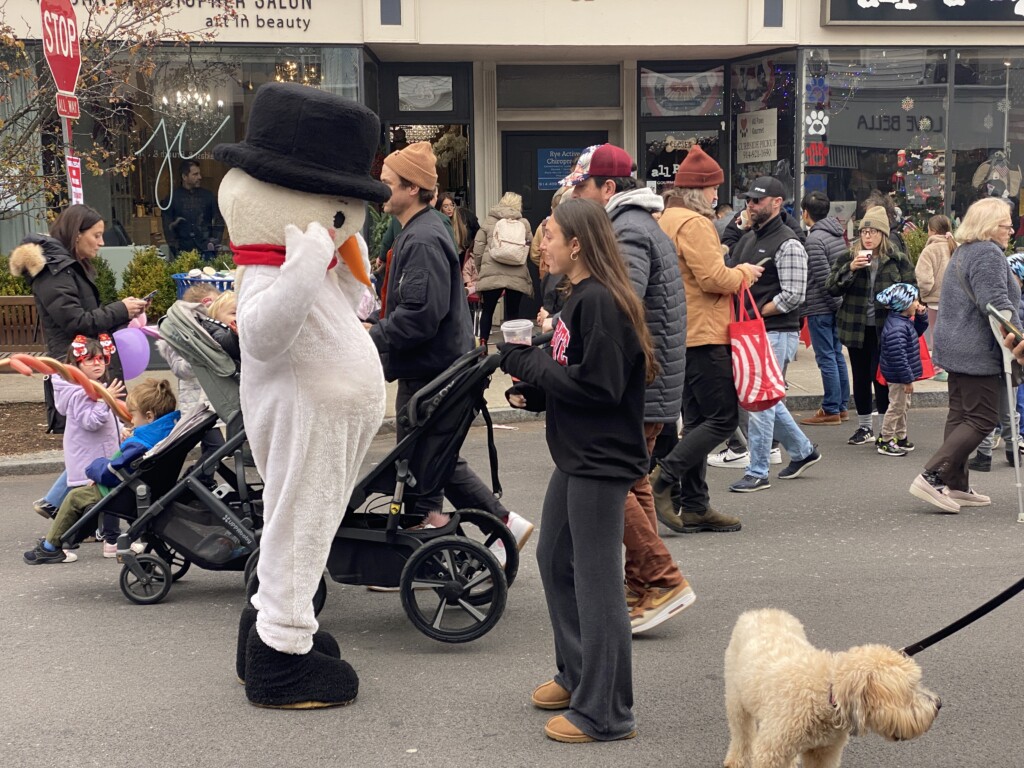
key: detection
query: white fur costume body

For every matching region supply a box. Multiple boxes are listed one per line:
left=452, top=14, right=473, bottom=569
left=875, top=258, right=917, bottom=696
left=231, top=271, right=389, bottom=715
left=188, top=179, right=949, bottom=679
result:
left=222, top=168, right=385, bottom=655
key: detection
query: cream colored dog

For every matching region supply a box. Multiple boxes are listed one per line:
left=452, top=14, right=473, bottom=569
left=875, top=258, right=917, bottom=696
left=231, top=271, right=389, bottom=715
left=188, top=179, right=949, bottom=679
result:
left=723, top=609, right=941, bottom=768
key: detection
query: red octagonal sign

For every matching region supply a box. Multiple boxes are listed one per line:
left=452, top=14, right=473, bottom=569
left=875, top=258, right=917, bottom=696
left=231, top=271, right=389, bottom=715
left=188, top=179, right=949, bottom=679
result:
left=40, top=0, right=81, bottom=95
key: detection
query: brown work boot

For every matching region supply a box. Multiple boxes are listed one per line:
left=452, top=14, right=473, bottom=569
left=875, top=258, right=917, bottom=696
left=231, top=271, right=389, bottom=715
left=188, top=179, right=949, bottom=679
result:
left=839, top=409, right=850, bottom=422
left=531, top=680, right=571, bottom=710
left=679, top=508, right=742, bottom=533
left=799, top=408, right=841, bottom=426
left=649, top=465, right=685, bottom=533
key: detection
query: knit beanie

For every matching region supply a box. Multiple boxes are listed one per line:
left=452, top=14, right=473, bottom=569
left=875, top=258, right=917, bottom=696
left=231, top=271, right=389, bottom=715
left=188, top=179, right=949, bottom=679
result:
left=876, top=282, right=918, bottom=312
left=860, top=206, right=891, bottom=236
left=673, top=145, right=724, bottom=189
left=383, top=141, right=437, bottom=191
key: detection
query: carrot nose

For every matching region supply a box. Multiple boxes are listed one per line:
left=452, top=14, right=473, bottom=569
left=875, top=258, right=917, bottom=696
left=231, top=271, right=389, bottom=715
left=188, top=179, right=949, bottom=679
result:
left=338, top=235, right=371, bottom=288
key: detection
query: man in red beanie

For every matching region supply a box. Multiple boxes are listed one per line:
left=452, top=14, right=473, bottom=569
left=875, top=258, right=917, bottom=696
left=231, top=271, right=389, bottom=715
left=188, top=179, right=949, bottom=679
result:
left=563, top=143, right=692, bottom=634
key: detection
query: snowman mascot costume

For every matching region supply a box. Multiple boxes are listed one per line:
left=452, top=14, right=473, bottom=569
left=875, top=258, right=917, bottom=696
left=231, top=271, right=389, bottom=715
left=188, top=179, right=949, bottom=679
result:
left=213, top=82, right=388, bottom=708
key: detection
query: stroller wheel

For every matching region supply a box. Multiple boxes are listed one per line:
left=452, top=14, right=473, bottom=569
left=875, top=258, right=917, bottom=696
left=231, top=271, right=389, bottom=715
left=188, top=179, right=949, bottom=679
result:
left=245, top=568, right=328, bottom=618
left=145, top=542, right=191, bottom=582
left=399, top=535, right=506, bottom=643
left=120, top=554, right=172, bottom=605
left=453, top=509, right=519, bottom=599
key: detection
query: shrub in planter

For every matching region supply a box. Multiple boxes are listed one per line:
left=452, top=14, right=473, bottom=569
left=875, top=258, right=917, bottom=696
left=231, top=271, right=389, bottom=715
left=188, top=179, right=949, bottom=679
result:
left=902, top=228, right=929, bottom=266
left=120, top=246, right=175, bottom=319
left=0, top=254, right=32, bottom=295
left=92, top=256, right=119, bottom=305
left=169, top=249, right=205, bottom=277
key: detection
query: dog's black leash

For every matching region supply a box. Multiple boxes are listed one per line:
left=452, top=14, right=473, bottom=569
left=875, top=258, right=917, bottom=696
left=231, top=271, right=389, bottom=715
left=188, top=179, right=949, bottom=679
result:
left=901, top=575, right=1024, bottom=657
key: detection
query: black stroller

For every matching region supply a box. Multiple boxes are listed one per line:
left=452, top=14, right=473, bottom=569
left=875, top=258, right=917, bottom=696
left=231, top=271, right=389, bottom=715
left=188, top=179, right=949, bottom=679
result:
left=244, top=342, right=525, bottom=643
left=60, top=405, right=262, bottom=605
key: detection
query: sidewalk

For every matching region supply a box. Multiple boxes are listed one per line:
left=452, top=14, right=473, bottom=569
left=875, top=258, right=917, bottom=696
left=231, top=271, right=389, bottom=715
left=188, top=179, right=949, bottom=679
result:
left=0, top=345, right=947, bottom=475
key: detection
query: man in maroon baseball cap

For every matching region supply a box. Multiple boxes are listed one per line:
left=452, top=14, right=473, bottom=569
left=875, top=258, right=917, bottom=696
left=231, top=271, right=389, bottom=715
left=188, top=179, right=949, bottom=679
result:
left=559, top=143, right=635, bottom=187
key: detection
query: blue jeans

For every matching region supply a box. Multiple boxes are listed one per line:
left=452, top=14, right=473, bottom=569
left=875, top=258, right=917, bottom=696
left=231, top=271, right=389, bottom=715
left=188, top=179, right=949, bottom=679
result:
left=43, top=470, right=70, bottom=508
left=806, top=313, right=851, bottom=415
left=748, top=331, right=816, bottom=479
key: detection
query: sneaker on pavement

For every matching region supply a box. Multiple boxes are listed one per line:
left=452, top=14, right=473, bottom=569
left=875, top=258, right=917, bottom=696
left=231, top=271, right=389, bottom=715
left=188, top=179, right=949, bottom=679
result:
left=729, top=474, right=771, bottom=493
left=968, top=452, right=992, bottom=472
left=32, top=498, right=57, bottom=519
left=799, top=408, right=841, bottom=426
left=103, top=542, right=118, bottom=559
left=489, top=539, right=507, bottom=568
left=678, top=508, right=742, bottom=533
left=847, top=427, right=874, bottom=446
left=909, top=472, right=961, bottom=513
left=707, top=447, right=749, bottom=468
left=24, top=541, right=76, bottom=564
left=778, top=447, right=822, bottom=478
left=505, top=511, right=534, bottom=551
left=769, top=446, right=782, bottom=465
left=625, top=586, right=645, bottom=610
left=877, top=439, right=908, bottom=457
left=650, top=465, right=686, bottom=533
left=946, top=488, right=991, bottom=507
left=896, top=437, right=915, bottom=452
left=630, top=579, right=696, bottom=635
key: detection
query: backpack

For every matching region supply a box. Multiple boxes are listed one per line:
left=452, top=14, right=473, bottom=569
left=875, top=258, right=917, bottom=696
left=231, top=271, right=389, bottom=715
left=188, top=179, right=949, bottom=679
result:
left=488, top=217, right=530, bottom=266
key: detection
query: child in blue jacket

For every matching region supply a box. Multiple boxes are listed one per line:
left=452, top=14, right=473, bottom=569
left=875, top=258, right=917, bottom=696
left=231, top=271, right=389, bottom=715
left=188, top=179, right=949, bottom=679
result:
left=877, top=283, right=929, bottom=457
left=24, top=379, right=179, bottom=564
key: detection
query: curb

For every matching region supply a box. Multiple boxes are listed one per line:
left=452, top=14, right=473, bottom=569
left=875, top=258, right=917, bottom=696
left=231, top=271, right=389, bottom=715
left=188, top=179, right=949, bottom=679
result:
left=0, top=394, right=950, bottom=477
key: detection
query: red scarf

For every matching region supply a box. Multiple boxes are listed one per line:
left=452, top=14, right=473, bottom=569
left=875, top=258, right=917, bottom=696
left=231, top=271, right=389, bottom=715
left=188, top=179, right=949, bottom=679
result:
left=231, top=242, right=338, bottom=271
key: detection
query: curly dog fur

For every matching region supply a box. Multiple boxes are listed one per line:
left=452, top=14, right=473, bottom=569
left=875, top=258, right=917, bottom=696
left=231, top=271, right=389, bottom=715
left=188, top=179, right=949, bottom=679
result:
left=723, top=609, right=941, bottom=768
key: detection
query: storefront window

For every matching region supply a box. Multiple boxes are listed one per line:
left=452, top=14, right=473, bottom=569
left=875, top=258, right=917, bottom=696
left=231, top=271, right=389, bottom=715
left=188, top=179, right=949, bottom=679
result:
left=387, top=124, right=471, bottom=206
left=730, top=52, right=798, bottom=209
left=949, top=49, right=1024, bottom=229
left=799, top=48, right=947, bottom=230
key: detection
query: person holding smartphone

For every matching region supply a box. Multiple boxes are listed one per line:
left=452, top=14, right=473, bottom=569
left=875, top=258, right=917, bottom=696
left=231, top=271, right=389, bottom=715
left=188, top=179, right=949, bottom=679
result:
left=825, top=205, right=917, bottom=447
left=909, top=198, right=1021, bottom=513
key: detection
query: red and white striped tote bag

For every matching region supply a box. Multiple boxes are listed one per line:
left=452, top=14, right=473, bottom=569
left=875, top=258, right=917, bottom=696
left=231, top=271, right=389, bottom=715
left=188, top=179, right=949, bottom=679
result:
left=729, top=283, right=786, bottom=412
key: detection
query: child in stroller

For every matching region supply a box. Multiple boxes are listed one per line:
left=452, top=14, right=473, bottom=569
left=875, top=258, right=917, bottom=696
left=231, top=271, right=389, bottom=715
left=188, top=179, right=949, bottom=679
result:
left=24, top=379, right=179, bottom=564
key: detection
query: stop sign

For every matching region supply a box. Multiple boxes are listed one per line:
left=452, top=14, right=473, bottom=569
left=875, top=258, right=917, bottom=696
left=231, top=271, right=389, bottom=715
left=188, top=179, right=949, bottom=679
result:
left=40, top=0, right=80, bottom=95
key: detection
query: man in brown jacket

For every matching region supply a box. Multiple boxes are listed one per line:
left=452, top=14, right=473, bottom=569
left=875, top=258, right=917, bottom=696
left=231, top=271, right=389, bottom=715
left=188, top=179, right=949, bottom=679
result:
left=649, top=147, right=763, bottom=533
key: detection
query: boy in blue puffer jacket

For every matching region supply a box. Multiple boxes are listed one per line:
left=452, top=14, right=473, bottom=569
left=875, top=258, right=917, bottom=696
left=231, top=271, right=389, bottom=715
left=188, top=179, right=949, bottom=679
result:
left=876, top=283, right=929, bottom=457
left=24, top=379, right=179, bottom=564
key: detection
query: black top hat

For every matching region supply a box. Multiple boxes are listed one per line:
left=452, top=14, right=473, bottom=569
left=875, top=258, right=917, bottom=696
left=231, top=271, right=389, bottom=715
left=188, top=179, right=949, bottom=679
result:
left=214, top=82, right=390, bottom=203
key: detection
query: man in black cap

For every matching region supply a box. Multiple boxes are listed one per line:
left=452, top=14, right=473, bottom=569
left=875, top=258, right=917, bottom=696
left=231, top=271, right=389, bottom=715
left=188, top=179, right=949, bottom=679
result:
left=720, top=176, right=806, bottom=254
left=726, top=176, right=822, bottom=493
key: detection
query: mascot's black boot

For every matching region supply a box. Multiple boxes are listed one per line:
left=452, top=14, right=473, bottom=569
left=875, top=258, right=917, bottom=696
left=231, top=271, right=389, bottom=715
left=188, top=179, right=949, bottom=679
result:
left=236, top=606, right=340, bottom=683
left=244, top=625, right=358, bottom=709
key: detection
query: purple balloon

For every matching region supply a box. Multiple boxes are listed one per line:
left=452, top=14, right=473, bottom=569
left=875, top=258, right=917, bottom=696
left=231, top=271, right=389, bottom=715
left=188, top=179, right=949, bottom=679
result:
left=112, top=327, right=150, bottom=380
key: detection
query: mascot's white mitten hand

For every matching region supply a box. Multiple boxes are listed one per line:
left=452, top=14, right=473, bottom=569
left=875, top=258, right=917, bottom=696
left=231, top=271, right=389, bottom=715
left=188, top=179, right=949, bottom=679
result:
left=285, top=221, right=336, bottom=269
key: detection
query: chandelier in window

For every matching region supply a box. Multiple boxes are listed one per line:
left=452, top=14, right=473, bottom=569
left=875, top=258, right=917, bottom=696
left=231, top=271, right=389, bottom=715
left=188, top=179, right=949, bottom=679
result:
left=274, top=57, right=321, bottom=87
left=155, top=53, right=232, bottom=149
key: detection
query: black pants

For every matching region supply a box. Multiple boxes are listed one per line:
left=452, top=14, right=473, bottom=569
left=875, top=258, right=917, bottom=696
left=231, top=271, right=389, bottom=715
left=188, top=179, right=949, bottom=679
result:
left=658, top=345, right=739, bottom=513
left=479, top=289, right=525, bottom=343
left=925, top=372, right=1001, bottom=492
left=847, top=327, right=889, bottom=417
left=44, top=376, right=66, bottom=434
left=396, top=377, right=508, bottom=518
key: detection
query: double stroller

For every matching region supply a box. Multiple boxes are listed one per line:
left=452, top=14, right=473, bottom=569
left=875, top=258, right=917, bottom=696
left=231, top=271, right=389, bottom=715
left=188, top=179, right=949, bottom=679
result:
left=64, top=296, right=525, bottom=643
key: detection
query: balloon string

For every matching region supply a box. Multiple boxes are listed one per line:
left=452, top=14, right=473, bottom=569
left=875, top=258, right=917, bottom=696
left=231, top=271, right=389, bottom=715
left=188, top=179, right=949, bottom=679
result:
left=0, top=354, right=134, bottom=425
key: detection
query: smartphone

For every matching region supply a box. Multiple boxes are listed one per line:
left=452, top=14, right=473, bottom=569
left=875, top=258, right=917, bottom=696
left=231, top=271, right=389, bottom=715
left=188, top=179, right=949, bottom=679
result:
left=986, top=303, right=1024, bottom=343
left=142, top=290, right=159, bottom=303
left=755, top=257, right=772, bottom=267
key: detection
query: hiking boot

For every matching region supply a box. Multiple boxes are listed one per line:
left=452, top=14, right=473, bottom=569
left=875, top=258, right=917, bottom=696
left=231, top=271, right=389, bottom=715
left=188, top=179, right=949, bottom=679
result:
left=877, top=439, right=908, bottom=457
left=32, top=498, right=57, bottom=519
left=778, top=447, right=822, bottom=479
left=729, top=474, right=771, bottom=493
left=800, top=408, right=841, bottom=426
left=946, top=488, right=991, bottom=507
left=968, top=453, right=991, bottom=472
left=531, top=680, right=571, bottom=710
left=909, top=471, right=961, bottom=513
left=847, top=427, right=874, bottom=446
left=707, top=447, right=749, bottom=468
left=24, top=541, right=76, bottom=564
left=630, top=579, right=696, bottom=635
left=896, top=437, right=915, bottom=452
left=678, top=508, right=742, bottom=533
left=650, top=465, right=685, bottom=533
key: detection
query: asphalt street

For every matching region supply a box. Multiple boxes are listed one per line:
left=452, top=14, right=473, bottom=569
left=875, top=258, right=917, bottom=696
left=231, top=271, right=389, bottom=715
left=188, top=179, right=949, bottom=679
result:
left=2, top=407, right=1023, bottom=767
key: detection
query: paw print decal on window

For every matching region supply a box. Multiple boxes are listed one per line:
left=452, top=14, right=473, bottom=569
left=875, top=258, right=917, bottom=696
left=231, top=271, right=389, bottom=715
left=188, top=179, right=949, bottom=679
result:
left=806, top=110, right=829, bottom=136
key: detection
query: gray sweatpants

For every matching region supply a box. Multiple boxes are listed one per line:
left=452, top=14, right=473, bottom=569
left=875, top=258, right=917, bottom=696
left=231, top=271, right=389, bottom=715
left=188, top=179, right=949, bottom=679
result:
left=538, top=468, right=635, bottom=740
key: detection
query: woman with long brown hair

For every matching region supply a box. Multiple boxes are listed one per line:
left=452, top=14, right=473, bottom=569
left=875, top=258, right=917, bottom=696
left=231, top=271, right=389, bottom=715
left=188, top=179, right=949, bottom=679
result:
left=500, top=198, right=652, bottom=744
